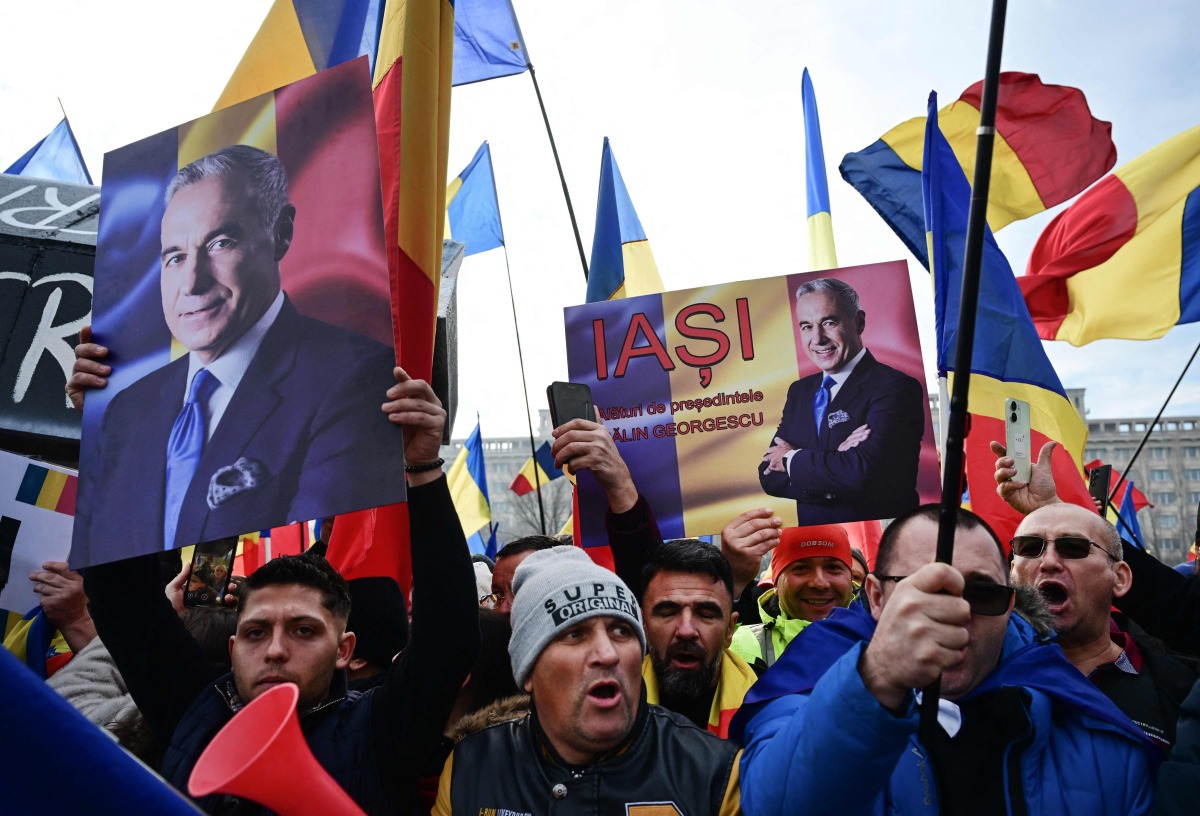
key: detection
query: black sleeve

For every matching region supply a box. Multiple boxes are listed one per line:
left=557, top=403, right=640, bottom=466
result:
left=82, top=553, right=221, bottom=743
left=1154, top=678, right=1200, bottom=816
left=371, top=475, right=480, bottom=797
left=734, top=581, right=765, bottom=626
left=607, top=494, right=663, bottom=602
left=1115, top=539, right=1200, bottom=656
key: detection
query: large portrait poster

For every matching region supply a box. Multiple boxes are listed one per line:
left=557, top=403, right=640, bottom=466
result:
left=72, top=57, right=404, bottom=568
left=564, top=260, right=939, bottom=549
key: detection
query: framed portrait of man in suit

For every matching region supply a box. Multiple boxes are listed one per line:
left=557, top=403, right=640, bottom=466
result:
left=72, top=58, right=405, bottom=568
left=563, top=260, right=939, bottom=550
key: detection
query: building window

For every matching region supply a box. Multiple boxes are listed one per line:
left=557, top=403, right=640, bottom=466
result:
left=1152, top=469, right=1173, bottom=482
left=1185, top=447, right=1200, bottom=458
left=1187, top=469, right=1200, bottom=481
left=1085, top=448, right=1107, bottom=461
left=1151, top=447, right=1169, bottom=459
left=1112, top=447, right=1132, bottom=459
left=1159, top=514, right=1179, bottom=529
left=1185, top=422, right=1196, bottom=431
left=1119, top=424, right=1131, bottom=433
left=1191, top=491, right=1200, bottom=505
left=1152, top=492, right=1177, bottom=505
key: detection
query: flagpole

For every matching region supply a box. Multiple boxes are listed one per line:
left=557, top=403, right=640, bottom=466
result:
left=488, top=143, right=547, bottom=533
left=1106, top=336, right=1200, bottom=509
left=528, top=65, right=590, bottom=282
left=924, top=0, right=1008, bottom=743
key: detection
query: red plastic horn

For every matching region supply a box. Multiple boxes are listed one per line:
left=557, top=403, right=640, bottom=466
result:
left=188, top=682, right=365, bottom=815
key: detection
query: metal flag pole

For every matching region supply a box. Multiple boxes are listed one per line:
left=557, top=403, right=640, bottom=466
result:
left=922, top=0, right=1009, bottom=744
left=1107, top=337, right=1200, bottom=508
left=528, top=65, right=590, bottom=282
left=489, top=143, right=547, bottom=534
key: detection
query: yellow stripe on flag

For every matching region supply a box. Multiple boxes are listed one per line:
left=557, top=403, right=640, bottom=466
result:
left=619, top=240, right=664, bottom=298
left=214, top=0, right=317, bottom=111
left=447, top=448, right=489, bottom=537
left=885, top=101, right=1042, bottom=231
left=807, top=211, right=837, bottom=271
left=35, top=469, right=68, bottom=511
left=180, top=93, right=278, bottom=167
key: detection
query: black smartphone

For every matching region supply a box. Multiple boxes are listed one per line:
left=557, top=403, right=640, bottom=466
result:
left=547, top=381, right=594, bottom=428
left=1089, top=464, right=1113, bottom=515
left=184, top=537, right=237, bottom=608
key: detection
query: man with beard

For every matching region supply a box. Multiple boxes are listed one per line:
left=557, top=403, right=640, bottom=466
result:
left=641, top=539, right=758, bottom=739
left=433, top=545, right=742, bottom=814
left=1011, top=501, right=1200, bottom=753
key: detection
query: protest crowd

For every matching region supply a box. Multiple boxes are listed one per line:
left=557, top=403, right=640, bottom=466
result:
left=6, top=3, right=1200, bottom=816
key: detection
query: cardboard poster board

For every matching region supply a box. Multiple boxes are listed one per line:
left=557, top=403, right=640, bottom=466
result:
left=73, top=58, right=404, bottom=567
left=564, top=260, right=939, bottom=548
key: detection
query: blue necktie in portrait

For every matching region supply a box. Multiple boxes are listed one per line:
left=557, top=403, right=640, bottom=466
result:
left=812, top=375, right=835, bottom=434
left=164, top=369, right=219, bottom=549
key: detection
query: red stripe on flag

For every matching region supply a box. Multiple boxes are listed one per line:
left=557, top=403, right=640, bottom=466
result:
left=961, top=73, right=1116, bottom=209
left=55, top=475, right=78, bottom=516
left=510, top=475, right=534, bottom=496
left=965, top=415, right=1094, bottom=546
left=326, top=503, right=413, bottom=595
left=1020, top=175, right=1138, bottom=340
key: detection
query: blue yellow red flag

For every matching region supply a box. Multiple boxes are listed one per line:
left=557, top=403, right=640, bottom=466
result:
left=452, top=0, right=528, bottom=86
left=1021, top=124, right=1200, bottom=345
left=5, top=118, right=92, bottom=185
left=802, top=68, right=837, bottom=271
left=843, top=72, right=1114, bottom=269
left=446, top=141, right=504, bottom=256
left=509, top=441, right=564, bottom=496
left=586, top=138, right=664, bottom=303
left=923, top=92, right=1092, bottom=544
left=448, top=423, right=492, bottom=539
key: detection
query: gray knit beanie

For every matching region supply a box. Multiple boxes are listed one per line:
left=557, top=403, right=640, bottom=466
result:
left=508, top=545, right=645, bottom=686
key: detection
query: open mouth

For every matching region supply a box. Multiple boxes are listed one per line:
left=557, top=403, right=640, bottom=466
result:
left=1037, top=581, right=1070, bottom=611
left=586, top=680, right=621, bottom=706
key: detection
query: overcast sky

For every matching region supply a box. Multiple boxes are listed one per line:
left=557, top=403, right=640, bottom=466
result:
left=4, top=0, right=1198, bottom=440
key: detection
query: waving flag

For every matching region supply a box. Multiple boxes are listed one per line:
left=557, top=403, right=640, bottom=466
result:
left=448, top=423, right=492, bottom=543
left=923, top=92, right=1092, bottom=544
left=446, top=141, right=504, bottom=256
left=1021, top=124, right=1200, bottom=345
left=1114, top=481, right=1146, bottom=549
left=509, top=441, right=564, bottom=496
left=5, top=118, right=92, bottom=185
left=802, top=69, right=837, bottom=270
left=452, top=0, right=528, bottom=86
left=586, top=138, right=664, bottom=303
left=843, top=72, right=1115, bottom=269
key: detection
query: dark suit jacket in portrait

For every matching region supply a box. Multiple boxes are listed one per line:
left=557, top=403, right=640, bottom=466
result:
left=758, top=349, right=925, bottom=525
left=74, top=297, right=405, bottom=563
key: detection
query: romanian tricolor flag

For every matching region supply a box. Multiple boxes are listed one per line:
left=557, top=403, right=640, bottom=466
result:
left=509, top=441, right=564, bottom=496
left=1021, top=125, right=1200, bottom=345
left=842, top=72, right=1115, bottom=269
left=923, top=92, right=1093, bottom=545
left=446, top=141, right=504, bottom=257
left=585, top=138, right=664, bottom=303
left=802, top=68, right=837, bottom=271
left=1085, top=459, right=1153, bottom=513
left=447, top=423, right=491, bottom=541
left=14, top=463, right=77, bottom=516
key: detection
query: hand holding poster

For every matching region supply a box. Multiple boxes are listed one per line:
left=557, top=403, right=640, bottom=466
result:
left=564, top=261, right=939, bottom=549
left=72, top=58, right=403, bottom=568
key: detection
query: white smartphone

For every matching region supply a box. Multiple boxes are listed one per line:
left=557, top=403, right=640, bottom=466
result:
left=1005, top=397, right=1032, bottom=484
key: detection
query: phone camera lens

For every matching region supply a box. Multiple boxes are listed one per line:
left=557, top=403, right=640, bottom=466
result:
left=1010, top=412, right=1018, bottom=423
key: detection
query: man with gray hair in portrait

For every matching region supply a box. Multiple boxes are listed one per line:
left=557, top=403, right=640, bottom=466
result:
left=759, top=276, right=925, bottom=525
left=73, top=144, right=405, bottom=561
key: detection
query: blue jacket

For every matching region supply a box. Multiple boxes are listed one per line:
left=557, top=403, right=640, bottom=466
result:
left=734, top=604, right=1158, bottom=816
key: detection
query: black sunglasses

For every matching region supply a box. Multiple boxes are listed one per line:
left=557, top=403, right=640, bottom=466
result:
left=874, top=575, right=1015, bottom=617
left=1010, top=535, right=1116, bottom=561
